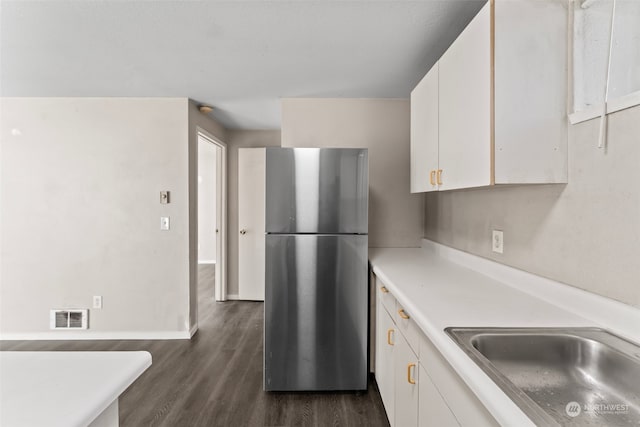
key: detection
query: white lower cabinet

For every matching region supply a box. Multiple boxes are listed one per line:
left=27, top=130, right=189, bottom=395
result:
left=374, top=274, right=498, bottom=427
left=394, top=332, right=419, bottom=427
left=419, top=365, right=460, bottom=427
left=375, top=301, right=396, bottom=425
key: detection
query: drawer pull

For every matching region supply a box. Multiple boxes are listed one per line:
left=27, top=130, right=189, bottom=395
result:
left=398, top=309, right=410, bottom=320
left=407, top=363, right=416, bottom=384
left=387, top=329, right=395, bottom=346
left=380, top=286, right=389, bottom=294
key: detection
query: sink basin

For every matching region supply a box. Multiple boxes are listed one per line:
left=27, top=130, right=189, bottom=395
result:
left=445, top=327, right=640, bottom=426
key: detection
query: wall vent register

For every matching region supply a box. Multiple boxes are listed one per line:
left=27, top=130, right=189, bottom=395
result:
left=49, top=309, right=88, bottom=329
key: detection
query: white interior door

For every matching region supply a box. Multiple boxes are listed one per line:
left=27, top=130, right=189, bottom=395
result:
left=238, top=148, right=265, bottom=301
left=214, top=143, right=225, bottom=300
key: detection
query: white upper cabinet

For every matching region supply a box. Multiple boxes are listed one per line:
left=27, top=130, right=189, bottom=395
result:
left=410, top=0, right=568, bottom=193
left=410, top=63, right=439, bottom=193
left=493, top=0, right=568, bottom=184
left=438, top=3, right=492, bottom=191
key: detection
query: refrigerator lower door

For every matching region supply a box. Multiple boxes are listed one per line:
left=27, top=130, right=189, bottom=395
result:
left=264, top=234, right=368, bottom=391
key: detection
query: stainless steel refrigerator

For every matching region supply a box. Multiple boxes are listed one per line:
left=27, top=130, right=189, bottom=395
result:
left=264, top=147, right=368, bottom=391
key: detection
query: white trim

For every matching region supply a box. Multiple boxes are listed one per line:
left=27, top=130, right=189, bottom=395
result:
left=421, top=239, right=640, bottom=343
left=189, top=324, right=198, bottom=338
left=197, top=128, right=228, bottom=302
left=570, top=90, right=640, bottom=124
left=0, top=330, right=192, bottom=341
left=197, top=260, right=216, bottom=265
left=225, top=294, right=240, bottom=300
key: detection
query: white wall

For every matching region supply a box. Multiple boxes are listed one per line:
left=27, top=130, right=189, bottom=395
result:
left=197, top=138, right=217, bottom=263
left=425, top=105, right=640, bottom=308
left=281, top=98, right=423, bottom=248
left=0, top=97, right=224, bottom=338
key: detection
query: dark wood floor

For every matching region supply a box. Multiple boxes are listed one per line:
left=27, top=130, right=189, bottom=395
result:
left=0, top=264, right=389, bottom=427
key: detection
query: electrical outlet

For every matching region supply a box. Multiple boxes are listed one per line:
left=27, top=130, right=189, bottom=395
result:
left=492, top=230, right=504, bottom=254
left=93, top=296, right=103, bottom=309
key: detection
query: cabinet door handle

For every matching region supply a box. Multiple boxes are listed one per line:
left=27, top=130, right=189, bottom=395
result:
left=437, top=169, right=443, bottom=185
left=387, top=329, right=395, bottom=346
left=380, top=286, right=389, bottom=294
left=407, top=363, right=416, bottom=384
left=429, top=170, right=436, bottom=186
left=240, top=229, right=247, bottom=235
left=398, top=309, right=410, bottom=320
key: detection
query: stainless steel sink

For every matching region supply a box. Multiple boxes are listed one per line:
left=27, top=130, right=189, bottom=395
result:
left=445, top=327, right=640, bottom=426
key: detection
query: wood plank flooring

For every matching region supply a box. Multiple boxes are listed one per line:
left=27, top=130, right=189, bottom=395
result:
left=0, top=264, right=390, bottom=427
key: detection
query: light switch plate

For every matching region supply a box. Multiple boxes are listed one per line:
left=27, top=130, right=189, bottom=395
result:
left=161, top=217, right=170, bottom=231
left=160, top=191, right=170, bottom=204
left=93, top=296, right=102, bottom=309
left=492, top=230, right=504, bottom=254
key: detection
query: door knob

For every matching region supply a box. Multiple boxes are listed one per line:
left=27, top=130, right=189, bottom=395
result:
left=240, top=229, right=247, bottom=235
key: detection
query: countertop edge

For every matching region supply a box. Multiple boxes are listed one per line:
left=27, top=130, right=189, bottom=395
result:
left=81, top=351, right=153, bottom=427
left=0, top=351, right=153, bottom=427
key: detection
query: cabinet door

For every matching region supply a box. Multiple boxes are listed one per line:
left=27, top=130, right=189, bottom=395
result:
left=411, top=63, right=439, bottom=193
left=438, top=2, right=492, bottom=191
left=493, top=0, right=568, bottom=184
left=375, top=301, right=396, bottom=426
left=394, top=332, right=419, bottom=427
left=419, top=365, right=460, bottom=427
left=238, top=148, right=265, bottom=300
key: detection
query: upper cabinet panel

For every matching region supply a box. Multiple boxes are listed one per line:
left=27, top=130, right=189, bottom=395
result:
left=410, top=63, right=439, bottom=193
left=438, top=3, right=492, bottom=191
left=494, top=0, right=568, bottom=184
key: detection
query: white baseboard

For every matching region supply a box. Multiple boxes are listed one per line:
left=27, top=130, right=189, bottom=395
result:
left=0, top=330, right=192, bottom=341
left=225, top=293, right=239, bottom=300
left=189, top=324, right=198, bottom=338
left=198, top=260, right=216, bottom=265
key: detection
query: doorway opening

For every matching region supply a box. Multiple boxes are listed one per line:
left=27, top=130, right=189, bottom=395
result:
left=197, top=129, right=227, bottom=309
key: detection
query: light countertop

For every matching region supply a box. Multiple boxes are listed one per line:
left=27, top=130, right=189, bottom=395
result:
left=369, top=240, right=640, bottom=427
left=0, top=351, right=152, bottom=427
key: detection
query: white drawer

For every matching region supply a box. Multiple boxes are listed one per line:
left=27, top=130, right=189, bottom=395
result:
left=395, top=302, right=420, bottom=357
left=377, top=277, right=397, bottom=317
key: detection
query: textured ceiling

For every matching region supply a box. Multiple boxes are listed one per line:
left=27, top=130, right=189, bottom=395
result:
left=0, top=1, right=485, bottom=129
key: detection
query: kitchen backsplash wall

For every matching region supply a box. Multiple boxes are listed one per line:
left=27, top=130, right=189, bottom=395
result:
left=424, top=104, right=640, bottom=308
left=282, top=98, right=424, bottom=248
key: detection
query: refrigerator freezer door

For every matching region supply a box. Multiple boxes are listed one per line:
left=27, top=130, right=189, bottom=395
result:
left=265, top=148, right=368, bottom=234
left=264, top=234, right=368, bottom=391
